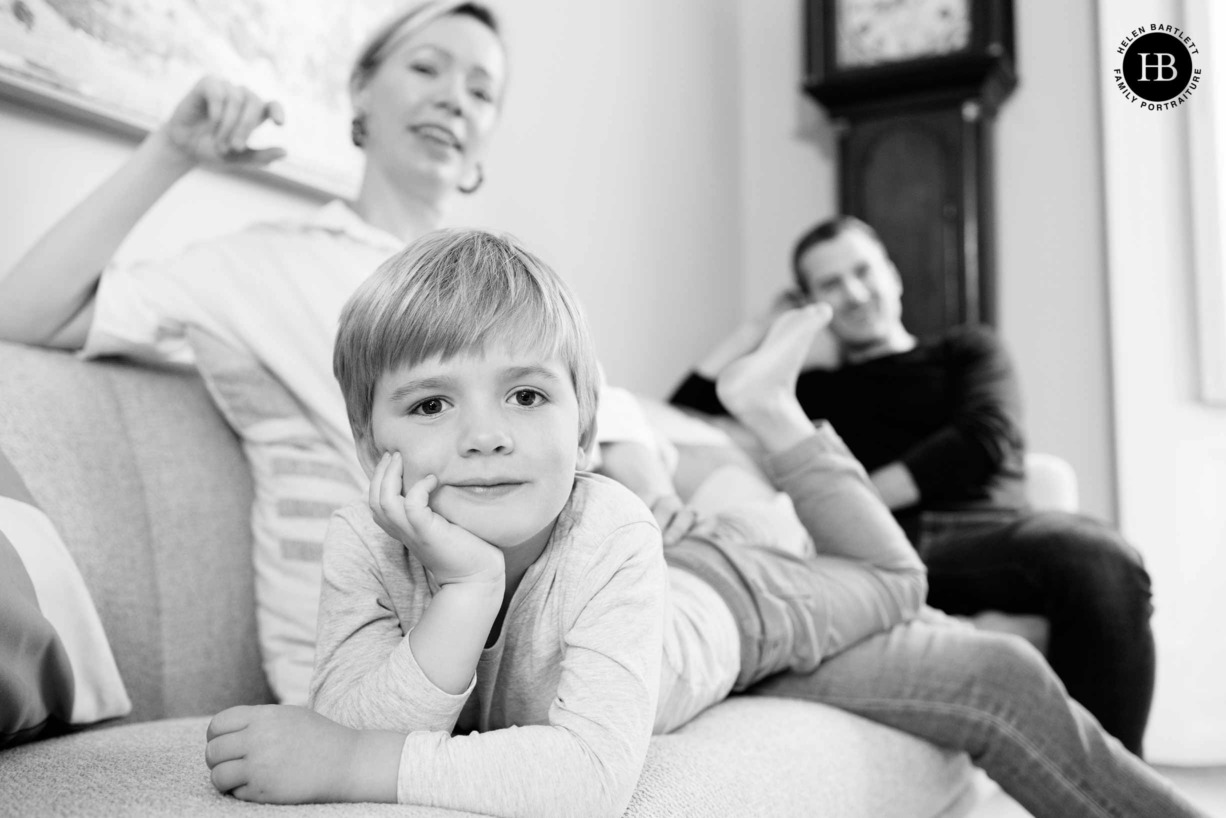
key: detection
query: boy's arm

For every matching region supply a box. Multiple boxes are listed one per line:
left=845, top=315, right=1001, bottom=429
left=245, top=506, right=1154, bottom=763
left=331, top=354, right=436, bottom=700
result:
left=392, top=520, right=666, bottom=817
left=210, top=519, right=665, bottom=816
left=308, top=510, right=477, bottom=735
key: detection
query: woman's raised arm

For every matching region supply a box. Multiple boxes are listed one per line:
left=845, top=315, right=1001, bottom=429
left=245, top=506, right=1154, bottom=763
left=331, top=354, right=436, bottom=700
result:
left=0, top=77, right=285, bottom=349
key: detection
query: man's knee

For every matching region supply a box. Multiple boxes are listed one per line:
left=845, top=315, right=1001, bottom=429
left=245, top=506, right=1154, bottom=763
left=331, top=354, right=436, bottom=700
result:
left=1020, top=513, right=1152, bottom=606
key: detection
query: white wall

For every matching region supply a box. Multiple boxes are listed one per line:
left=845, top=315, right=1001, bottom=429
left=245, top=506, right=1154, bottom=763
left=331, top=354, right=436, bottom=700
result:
left=453, top=0, right=744, bottom=397
left=0, top=104, right=322, bottom=275
left=733, top=0, right=835, bottom=316
left=1097, top=0, right=1226, bottom=764
left=994, top=0, right=1116, bottom=523
left=0, top=0, right=744, bottom=401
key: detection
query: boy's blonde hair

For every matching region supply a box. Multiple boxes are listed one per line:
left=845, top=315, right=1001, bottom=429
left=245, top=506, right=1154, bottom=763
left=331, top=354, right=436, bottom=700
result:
left=335, top=229, right=600, bottom=460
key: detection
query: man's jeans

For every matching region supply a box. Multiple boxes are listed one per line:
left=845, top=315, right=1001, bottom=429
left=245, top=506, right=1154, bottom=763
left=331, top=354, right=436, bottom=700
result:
left=917, top=509, right=1155, bottom=756
left=753, top=611, right=1203, bottom=818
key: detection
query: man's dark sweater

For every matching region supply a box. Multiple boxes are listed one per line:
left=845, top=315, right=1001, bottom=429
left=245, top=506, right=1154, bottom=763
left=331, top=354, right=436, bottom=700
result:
left=670, top=325, right=1029, bottom=539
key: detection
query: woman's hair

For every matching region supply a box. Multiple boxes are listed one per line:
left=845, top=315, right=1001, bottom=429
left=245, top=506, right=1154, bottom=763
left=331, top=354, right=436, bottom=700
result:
left=350, top=1, right=501, bottom=95
left=335, top=229, right=600, bottom=460
left=791, top=215, right=884, bottom=295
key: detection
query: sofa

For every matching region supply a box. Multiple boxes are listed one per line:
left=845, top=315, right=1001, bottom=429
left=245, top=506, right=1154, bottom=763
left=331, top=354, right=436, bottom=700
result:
left=0, top=339, right=1014, bottom=817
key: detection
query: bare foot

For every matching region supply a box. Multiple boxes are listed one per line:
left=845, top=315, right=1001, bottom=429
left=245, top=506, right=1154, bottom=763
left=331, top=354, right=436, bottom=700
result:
left=715, top=304, right=832, bottom=454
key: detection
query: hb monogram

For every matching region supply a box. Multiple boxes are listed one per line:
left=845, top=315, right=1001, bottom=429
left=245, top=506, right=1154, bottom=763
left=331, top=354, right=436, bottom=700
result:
left=1136, top=52, right=1178, bottom=81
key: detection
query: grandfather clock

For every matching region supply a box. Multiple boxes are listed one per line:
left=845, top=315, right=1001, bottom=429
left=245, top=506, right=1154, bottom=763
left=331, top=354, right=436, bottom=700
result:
left=803, top=0, right=1017, bottom=339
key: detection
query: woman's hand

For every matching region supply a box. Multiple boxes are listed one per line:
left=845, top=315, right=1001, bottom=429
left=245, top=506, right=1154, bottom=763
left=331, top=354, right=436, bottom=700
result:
left=154, top=76, right=287, bottom=169
left=369, top=452, right=506, bottom=588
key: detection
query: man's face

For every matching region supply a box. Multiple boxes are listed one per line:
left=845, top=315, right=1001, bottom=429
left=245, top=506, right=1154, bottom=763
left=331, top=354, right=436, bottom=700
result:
left=363, top=341, right=582, bottom=552
left=799, top=229, right=905, bottom=348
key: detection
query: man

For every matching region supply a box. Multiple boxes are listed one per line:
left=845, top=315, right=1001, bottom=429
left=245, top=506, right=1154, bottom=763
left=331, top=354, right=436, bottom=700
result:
left=670, top=215, right=1155, bottom=757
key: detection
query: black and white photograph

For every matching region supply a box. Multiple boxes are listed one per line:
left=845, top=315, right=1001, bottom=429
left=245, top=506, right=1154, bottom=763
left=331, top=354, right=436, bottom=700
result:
left=0, top=1, right=1222, bottom=816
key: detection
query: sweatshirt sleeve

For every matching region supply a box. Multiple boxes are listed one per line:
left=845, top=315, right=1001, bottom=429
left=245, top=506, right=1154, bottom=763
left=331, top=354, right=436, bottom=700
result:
left=394, top=520, right=665, bottom=818
left=668, top=372, right=729, bottom=417
left=308, top=511, right=471, bottom=735
left=900, top=328, right=1026, bottom=501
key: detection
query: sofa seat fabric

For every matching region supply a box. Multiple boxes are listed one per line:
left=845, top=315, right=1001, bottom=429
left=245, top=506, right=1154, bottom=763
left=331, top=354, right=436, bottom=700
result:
left=0, top=700, right=977, bottom=818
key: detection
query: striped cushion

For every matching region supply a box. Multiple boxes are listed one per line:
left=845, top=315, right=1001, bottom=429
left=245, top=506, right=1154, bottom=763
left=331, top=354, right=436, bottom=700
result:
left=188, top=329, right=362, bottom=705
left=0, top=448, right=131, bottom=748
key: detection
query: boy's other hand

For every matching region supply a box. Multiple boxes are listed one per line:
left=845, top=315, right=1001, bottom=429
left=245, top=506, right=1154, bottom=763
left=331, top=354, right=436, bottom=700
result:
left=205, top=705, right=398, bottom=804
left=370, top=452, right=506, bottom=587
left=648, top=493, right=699, bottom=547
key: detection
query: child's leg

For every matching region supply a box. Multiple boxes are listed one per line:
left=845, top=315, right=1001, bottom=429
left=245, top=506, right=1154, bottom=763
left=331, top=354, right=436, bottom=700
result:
left=664, top=306, right=928, bottom=688
left=753, top=614, right=1206, bottom=818
left=714, top=305, right=922, bottom=574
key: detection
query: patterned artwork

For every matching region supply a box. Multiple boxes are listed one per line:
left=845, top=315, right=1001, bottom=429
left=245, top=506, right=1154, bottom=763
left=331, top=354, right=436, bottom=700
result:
left=0, top=0, right=405, bottom=196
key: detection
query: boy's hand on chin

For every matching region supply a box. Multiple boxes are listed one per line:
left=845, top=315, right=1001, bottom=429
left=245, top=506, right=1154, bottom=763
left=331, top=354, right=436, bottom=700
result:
left=370, top=452, right=506, bottom=588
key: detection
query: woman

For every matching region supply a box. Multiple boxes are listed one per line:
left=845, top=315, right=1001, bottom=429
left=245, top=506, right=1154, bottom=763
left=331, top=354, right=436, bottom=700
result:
left=0, top=1, right=508, bottom=705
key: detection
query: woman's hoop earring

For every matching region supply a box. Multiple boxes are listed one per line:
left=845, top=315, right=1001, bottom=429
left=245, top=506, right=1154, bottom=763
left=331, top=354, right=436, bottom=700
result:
left=458, top=163, right=484, bottom=194
left=350, top=115, right=368, bottom=148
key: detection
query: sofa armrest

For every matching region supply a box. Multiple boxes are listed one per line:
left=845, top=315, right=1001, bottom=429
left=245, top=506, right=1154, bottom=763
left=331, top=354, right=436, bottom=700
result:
left=1024, top=452, right=1079, bottom=513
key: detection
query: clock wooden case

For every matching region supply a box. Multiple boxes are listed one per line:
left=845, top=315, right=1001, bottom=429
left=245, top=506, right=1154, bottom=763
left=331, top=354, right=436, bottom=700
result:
left=803, top=0, right=1017, bottom=339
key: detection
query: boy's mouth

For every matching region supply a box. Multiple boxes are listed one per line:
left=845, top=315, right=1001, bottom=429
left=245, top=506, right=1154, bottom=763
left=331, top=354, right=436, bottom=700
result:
left=446, top=480, right=525, bottom=499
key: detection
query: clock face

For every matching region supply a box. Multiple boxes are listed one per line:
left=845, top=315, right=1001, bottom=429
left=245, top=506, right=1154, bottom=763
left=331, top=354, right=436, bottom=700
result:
left=836, top=0, right=971, bottom=69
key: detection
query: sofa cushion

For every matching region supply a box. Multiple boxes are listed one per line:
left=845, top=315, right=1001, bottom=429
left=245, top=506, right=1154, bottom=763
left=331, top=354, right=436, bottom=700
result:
left=0, top=449, right=131, bottom=748
left=0, top=342, right=272, bottom=722
left=187, top=329, right=364, bottom=706
left=0, top=699, right=977, bottom=817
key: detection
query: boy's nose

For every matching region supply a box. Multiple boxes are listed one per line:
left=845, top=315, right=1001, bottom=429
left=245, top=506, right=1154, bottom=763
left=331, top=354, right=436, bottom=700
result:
left=460, top=415, right=513, bottom=455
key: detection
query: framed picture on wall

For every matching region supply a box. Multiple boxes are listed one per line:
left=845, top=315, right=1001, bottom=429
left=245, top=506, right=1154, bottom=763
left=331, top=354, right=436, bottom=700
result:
left=0, top=0, right=402, bottom=198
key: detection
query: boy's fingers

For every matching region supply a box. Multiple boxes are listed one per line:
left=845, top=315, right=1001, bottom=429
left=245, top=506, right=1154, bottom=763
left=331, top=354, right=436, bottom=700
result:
left=206, top=705, right=253, bottom=739
left=662, top=508, right=696, bottom=546
left=204, top=730, right=246, bottom=769
left=368, top=452, right=390, bottom=514
left=209, top=758, right=249, bottom=795
left=403, top=473, right=438, bottom=509
left=402, top=474, right=439, bottom=530
left=379, top=453, right=406, bottom=518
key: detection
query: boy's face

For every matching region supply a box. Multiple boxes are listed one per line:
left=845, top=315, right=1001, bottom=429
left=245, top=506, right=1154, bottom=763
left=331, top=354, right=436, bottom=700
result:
left=363, top=340, right=583, bottom=552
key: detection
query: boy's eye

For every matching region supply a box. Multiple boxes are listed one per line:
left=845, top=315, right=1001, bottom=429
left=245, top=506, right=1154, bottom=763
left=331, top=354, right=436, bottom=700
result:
left=410, top=62, right=438, bottom=76
left=410, top=397, right=448, bottom=416
left=510, top=389, right=545, bottom=408
left=470, top=86, right=493, bottom=103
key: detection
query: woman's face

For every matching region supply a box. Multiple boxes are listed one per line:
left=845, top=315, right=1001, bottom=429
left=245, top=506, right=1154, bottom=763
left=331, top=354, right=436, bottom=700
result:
left=357, top=13, right=506, bottom=195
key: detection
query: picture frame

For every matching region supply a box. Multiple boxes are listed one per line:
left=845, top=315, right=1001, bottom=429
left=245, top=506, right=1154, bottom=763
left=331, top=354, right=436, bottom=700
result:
left=0, top=0, right=402, bottom=199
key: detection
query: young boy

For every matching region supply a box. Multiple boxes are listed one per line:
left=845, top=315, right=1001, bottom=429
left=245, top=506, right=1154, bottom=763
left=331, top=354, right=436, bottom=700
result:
left=205, top=228, right=926, bottom=813
left=205, top=229, right=1205, bottom=818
